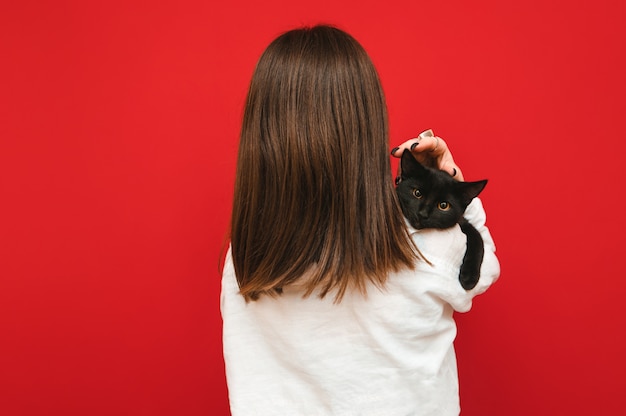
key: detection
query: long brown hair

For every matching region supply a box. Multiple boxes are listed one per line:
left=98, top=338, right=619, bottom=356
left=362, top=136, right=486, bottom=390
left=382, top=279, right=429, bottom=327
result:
left=230, top=25, right=419, bottom=302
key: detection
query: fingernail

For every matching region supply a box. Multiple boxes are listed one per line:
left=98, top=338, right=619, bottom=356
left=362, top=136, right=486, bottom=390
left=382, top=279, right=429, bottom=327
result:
left=390, top=147, right=399, bottom=155
left=410, top=142, right=419, bottom=151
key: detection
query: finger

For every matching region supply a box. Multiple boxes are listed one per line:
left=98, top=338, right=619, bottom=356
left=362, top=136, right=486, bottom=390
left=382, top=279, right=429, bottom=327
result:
left=413, top=129, right=436, bottom=153
left=417, top=129, right=435, bottom=141
left=395, top=130, right=434, bottom=155
left=390, top=138, right=420, bottom=158
left=410, top=135, right=440, bottom=154
left=390, top=129, right=435, bottom=157
left=441, top=163, right=464, bottom=181
left=407, top=137, right=440, bottom=169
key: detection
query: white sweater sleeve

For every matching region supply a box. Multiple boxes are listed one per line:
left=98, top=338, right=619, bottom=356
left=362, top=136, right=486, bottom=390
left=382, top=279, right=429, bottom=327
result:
left=409, top=197, right=500, bottom=312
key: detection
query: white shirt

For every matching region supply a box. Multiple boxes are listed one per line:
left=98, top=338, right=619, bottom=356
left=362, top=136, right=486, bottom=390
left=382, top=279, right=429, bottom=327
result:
left=221, top=198, right=500, bottom=416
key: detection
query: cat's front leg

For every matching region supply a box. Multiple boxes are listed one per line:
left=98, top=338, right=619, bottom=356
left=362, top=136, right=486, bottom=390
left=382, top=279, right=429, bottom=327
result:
left=458, top=218, right=484, bottom=290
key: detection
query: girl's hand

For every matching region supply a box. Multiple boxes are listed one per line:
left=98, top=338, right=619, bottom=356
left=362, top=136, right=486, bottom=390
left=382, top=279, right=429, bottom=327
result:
left=390, top=129, right=464, bottom=181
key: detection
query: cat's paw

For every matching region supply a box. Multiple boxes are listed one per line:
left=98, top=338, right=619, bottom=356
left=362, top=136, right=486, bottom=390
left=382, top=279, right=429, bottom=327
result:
left=459, top=272, right=479, bottom=291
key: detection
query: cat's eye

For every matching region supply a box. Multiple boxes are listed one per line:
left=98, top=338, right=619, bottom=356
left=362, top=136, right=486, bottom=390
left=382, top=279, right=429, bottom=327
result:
left=412, top=189, right=422, bottom=199
left=438, top=202, right=451, bottom=211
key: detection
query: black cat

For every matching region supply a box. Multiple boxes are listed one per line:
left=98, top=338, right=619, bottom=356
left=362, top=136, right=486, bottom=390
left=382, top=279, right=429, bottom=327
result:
left=395, top=150, right=487, bottom=290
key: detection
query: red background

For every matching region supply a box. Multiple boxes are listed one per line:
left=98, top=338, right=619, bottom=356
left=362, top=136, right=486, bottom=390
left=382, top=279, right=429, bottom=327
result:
left=2, top=0, right=625, bottom=415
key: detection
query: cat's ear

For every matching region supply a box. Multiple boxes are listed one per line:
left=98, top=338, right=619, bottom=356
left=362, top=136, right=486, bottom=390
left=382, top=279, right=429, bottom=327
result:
left=458, top=179, right=488, bottom=205
left=400, top=149, right=427, bottom=178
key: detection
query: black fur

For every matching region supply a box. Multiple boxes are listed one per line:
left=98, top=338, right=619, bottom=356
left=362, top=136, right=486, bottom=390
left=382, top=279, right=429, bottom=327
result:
left=396, top=150, right=487, bottom=290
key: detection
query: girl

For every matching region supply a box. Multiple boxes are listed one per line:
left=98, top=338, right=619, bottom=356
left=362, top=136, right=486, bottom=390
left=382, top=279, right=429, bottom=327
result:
left=221, top=25, right=500, bottom=416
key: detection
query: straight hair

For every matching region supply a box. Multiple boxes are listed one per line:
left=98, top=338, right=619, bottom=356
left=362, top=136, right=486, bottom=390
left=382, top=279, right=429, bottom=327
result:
left=230, top=25, right=419, bottom=302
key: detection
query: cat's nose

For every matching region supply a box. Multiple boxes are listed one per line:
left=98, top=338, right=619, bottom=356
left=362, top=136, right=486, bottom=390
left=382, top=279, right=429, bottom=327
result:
left=418, top=210, right=429, bottom=220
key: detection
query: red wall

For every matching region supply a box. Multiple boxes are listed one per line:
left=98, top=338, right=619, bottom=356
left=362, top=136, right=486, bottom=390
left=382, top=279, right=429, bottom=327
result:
left=2, top=1, right=625, bottom=415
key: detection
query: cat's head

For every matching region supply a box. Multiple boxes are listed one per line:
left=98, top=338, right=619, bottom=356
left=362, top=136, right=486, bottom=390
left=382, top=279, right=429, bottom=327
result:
left=396, top=150, right=487, bottom=230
